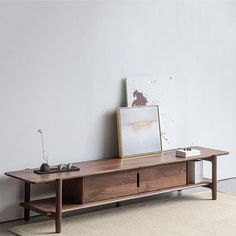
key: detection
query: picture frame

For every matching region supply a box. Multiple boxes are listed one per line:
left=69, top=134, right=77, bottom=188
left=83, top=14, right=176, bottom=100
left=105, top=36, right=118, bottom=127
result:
left=116, top=105, right=162, bottom=158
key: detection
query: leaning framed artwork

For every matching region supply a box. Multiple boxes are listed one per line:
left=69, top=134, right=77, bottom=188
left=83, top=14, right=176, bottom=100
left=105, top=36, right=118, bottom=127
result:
left=116, top=105, right=162, bottom=158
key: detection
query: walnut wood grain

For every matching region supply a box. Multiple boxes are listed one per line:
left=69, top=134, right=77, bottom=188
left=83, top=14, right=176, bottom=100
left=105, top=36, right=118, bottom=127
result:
left=83, top=170, right=138, bottom=203
left=212, top=156, right=217, bottom=200
left=24, top=182, right=30, bottom=221
left=20, top=178, right=212, bottom=215
left=56, top=179, right=62, bottom=233
left=62, top=178, right=84, bottom=204
left=7, top=146, right=229, bottom=234
left=5, top=147, right=229, bottom=184
left=139, top=163, right=187, bottom=192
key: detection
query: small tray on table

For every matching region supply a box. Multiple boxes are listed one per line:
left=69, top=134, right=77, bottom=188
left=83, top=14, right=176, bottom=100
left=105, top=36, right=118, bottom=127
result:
left=34, top=166, right=80, bottom=174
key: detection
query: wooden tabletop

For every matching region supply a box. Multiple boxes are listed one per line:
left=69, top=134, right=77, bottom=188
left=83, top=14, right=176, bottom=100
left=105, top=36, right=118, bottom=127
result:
left=5, top=146, right=229, bottom=184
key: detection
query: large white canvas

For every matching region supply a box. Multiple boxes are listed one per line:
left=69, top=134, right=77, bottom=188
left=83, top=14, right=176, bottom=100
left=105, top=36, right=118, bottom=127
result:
left=118, top=106, right=162, bottom=158
left=126, top=77, right=176, bottom=150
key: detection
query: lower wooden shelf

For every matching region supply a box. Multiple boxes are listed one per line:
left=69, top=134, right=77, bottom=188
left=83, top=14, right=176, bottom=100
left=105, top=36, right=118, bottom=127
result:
left=20, top=178, right=211, bottom=216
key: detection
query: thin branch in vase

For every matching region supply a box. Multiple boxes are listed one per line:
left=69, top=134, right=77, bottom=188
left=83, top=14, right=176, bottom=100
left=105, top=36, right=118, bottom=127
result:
left=37, top=129, right=49, bottom=164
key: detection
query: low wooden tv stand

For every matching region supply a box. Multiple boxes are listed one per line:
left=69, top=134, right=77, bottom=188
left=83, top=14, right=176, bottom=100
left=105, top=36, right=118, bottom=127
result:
left=5, top=146, right=229, bottom=233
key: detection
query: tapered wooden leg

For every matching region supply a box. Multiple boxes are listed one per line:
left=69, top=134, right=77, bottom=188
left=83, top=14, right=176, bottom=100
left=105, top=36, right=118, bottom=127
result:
left=56, top=179, right=62, bottom=233
left=24, top=182, right=30, bottom=221
left=211, top=156, right=217, bottom=200
left=177, top=190, right=182, bottom=196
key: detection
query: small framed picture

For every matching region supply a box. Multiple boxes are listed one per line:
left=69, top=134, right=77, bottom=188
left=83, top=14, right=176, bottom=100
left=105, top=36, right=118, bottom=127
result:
left=116, top=105, right=162, bottom=158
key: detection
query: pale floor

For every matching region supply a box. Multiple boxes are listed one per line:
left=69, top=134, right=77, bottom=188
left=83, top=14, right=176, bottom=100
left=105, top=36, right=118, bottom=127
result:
left=0, top=178, right=236, bottom=236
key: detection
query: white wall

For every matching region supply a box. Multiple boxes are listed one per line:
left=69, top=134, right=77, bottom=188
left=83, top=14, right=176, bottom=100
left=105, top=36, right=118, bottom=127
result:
left=0, top=0, right=236, bottom=222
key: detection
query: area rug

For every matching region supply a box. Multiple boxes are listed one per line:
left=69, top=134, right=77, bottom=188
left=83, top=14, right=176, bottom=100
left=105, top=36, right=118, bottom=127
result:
left=9, top=191, right=236, bottom=236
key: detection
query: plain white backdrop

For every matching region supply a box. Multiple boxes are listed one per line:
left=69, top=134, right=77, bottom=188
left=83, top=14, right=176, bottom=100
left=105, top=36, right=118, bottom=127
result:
left=0, top=0, right=236, bottom=222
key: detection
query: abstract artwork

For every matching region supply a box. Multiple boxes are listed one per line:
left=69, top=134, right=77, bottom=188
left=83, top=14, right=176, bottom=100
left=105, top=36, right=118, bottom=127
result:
left=126, top=76, right=175, bottom=150
left=116, top=106, right=162, bottom=158
left=126, top=77, right=158, bottom=107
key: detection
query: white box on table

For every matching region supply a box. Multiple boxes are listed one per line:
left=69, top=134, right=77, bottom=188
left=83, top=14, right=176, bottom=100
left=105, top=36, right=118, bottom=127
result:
left=176, top=148, right=201, bottom=158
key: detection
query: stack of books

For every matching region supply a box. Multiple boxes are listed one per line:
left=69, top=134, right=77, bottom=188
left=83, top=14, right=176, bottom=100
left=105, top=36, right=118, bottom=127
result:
left=188, top=160, right=203, bottom=184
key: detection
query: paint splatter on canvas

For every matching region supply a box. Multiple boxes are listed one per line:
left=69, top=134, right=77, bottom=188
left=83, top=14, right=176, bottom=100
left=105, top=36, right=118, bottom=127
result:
left=126, top=76, right=176, bottom=150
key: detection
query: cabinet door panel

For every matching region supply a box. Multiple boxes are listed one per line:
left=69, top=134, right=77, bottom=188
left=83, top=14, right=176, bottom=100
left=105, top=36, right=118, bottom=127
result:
left=84, top=170, right=138, bottom=203
left=139, top=163, right=187, bottom=192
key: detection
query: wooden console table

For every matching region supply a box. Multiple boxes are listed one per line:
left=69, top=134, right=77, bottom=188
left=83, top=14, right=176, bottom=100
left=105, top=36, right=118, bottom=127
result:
left=5, top=146, right=229, bottom=233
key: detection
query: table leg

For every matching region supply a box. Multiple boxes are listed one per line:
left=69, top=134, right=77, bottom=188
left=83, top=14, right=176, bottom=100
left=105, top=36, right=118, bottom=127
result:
left=177, top=190, right=182, bottom=196
left=24, top=182, right=30, bottom=221
left=55, top=179, right=62, bottom=233
left=211, top=156, right=217, bottom=200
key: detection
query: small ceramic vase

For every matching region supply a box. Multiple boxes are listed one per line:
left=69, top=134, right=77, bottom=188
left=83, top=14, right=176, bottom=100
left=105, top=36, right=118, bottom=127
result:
left=40, top=163, right=50, bottom=172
